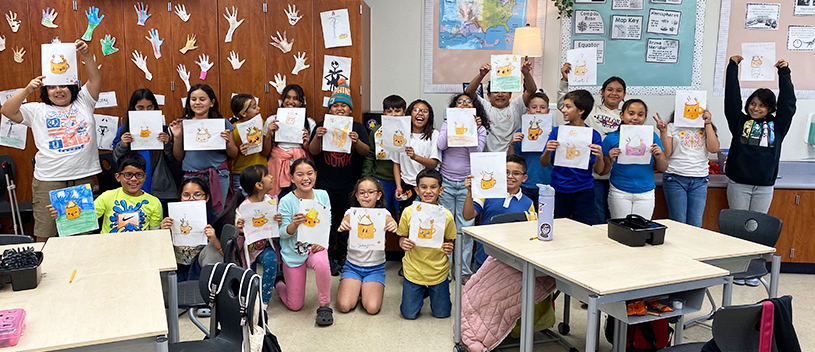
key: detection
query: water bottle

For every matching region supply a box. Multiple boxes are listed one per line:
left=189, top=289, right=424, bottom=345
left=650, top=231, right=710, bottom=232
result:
left=537, top=184, right=555, bottom=241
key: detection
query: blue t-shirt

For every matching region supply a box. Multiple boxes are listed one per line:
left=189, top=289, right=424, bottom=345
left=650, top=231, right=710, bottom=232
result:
left=547, top=126, right=602, bottom=193
left=112, top=125, right=153, bottom=193
left=473, top=194, right=536, bottom=265
left=513, top=128, right=553, bottom=190
left=602, top=130, right=664, bottom=194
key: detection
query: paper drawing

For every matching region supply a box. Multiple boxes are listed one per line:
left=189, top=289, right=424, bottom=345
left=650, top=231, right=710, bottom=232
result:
left=168, top=201, right=208, bottom=247
left=348, top=207, right=386, bottom=252
left=129, top=111, right=164, bottom=150
left=521, top=113, right=553, bottom=152
left=381, top=116, right=410, bottom=153
left=489, top=55, right=522, bottom=92
left=240, top=199, right=279, bottom=245
left=320, top=9, right=352, bottom=48
left=41, top=43, right=78, bottom=86
left=50, top=184, right=98, bottom=236
left=322, top=114, right=353, bottom=153
left=0, top=88, right=25, bottom=106
left=322, top=55, right=351, bottom=91
left=740, top=42, right=776, bottom=82
left=297, top=199, right=331, bottom=248
left=408, top=202, right=446, bottom=249
left=236, top=115, right=263, bottom=155
left=445, top=108, right=478, bottom=147
left=274, top=108, right=306, bottom=144
left=673, top=90, right=707, bottom=128
left=470, top=152, right=508, bottom=199
left=0, top=114, right=27, bottom=150
left=183, top=119, right=225, bottom=151
left=618, top=125, right=654, bottom=165
left=94, top=114, right=118, bottom=151
left=567, top=48, right=597, bottom=86
left=554, top=125, right=592, bottom=169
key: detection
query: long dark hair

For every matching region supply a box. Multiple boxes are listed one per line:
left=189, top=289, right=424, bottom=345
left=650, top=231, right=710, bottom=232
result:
left=618, top=99, right=648, bottom=128
left=744, top=88, right=777, bottom=118
left=183, top=84, right=223, bottom=119
left=600, top=76, right=627, bottom=106
left=280, top=84, right=312, bottom=130
left=40, top=85, right=80, bottom=106
left=348, top=176, right=386, bottom=209
left=407, top=99, right=435, bottom=141
left=448, top=92, right=490, bottom=132
left=213, top=165, right=269, bottom=238
left=120, top=89, right=160, bottom=134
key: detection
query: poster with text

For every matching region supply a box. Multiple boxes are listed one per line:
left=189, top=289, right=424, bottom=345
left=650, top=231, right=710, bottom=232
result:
left=94, top=114, right=118, bottom=150
left=381, top=115, right=411, bottom=153
left=611, top=15, right=644, bottom=40
left=741, top=42, right=776, bottom=81
left=408, top=202, right=446, bottom=249
left=618, top=125, right=654, bottom=164
left=489, top=55, right=523, bottom=92
left=794, top=0, right=815, bottom=16
left=41, top=43, right=78, bottom=86
left=322, top=114, right=353, bottom=153
left=446, top=108, right=478, bottom=147
left=322, top=55, right=352, bottom=91
left=348, top=207, right=386, bottom=252
left=470, top=152, right=508, bottom=199
left=745, top=3, right=779, bottom=30
left=320, top=8, right=352, bottom=48
left=168, top=201, right=208, bottom=247
left=49, top=184, right=98, bottom=236
left=787, top=25, right=815, bottom=51
left=613, top=0, right=644, bottom=10
left=0, top=115, right=27, bottom=150
left=645, top=38, right=680, bottom=63
left=573, top=39, right=606, bottom=64
left=674, top=90, right=707, bottom=128
left=521, top=113, right=554, bottom=152
left=183, top=119, right=226, bottom=151
left=129, top=111, right=165, bottom=150
left=651, top=0, right=682, bottom=3
left=297, top=199, right=331, bottom=248
left=240, top=199, right=279, bottom=245
left=274, top=108, right=306, bottom=144
left=567, top=48, right=598, bottom=86
left=574, top=10, right=605, bottom=35
left=646, top=9, right=681, bottom=36
left=236, top=115, right=264, bottom=155
left=554, top=125, right=592, bottom=169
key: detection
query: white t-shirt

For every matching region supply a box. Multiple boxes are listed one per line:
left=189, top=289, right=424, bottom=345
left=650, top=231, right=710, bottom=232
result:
left=477, top=96, right=526, bottom=153
left=19, top=85, right=101, bottom=181
left=395, top=130, right=441, bottom=187
left=665, top=123, right=710, bottom=177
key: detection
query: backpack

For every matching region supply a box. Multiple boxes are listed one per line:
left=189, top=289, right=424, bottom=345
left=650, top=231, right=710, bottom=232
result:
left=237, top=269, right=282, bottom=352
left=605, top=315, right=674, bottom=352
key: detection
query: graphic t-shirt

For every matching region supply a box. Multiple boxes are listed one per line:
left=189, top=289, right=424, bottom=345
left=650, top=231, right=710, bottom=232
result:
left=478, top=96, right=526, bottom=153
left=94, top=188, right=162, bottom=233
left=665, top=123, right=710, bottom=177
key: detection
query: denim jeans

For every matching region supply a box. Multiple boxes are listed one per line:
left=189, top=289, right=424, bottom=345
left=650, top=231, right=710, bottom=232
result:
left=662, top=173, right=709, bottom=227
left=726, top=180, right=774, bottom=213
left=594, top=179, right=610, bottom=223
left=378, top=178, right=397, bottom=216
left=439, top=177, right=475, bottom=276
left=400, top=277, right=451, bottom=319
left=251, top=247, right=278, bottom=303
left=554, top=188, right=600, bottom=225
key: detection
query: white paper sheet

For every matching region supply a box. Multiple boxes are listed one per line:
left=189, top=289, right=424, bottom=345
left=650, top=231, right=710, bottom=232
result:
left=274, top=108, right=306, bottom=144
left=183, top=119, right=226, bottom=151
left=236, top=115, right=263, bottom=155
left=322, top=55, right=351, bottom=92
left=521, top=113, right=554, bottom=152
left=446, top=108, right=478, bottom=147
left=567, top=48, right=598, bottom=86
left=381, top=116, right=411, bottom=153
left=240, top=199, right=279, bottom=245
left=348, top=207, right=386, bottom=252
left=0, top=115, right=27, bottom=149
left=322, top=114, right=353, bottom=153
left=297, top=199, right=331, bottom=248
left=94, top=114, right=118, bottom=150
left=611, top=15, right=644, bottom=40
left=618, top=125, right=654, bottom=165
left=408, top=202, right=446, bottom=249
left=41, top=43, right=79, bottom=86
left=95, top=91, right=118, bottom=109
left=155, top=94, right=165, bottom=106
left=489, top=55, right=522, bottom=92
left=168, top=201, right=208, bottom=247
left=129, top=111, right=165, bottom=150
left=470, top=152, right=508, bottom=199
left=0, top=88, right=26, bottom=106
left=673, top=90, right=707, bottom=128
left=741, top=42, right=776, bottom=82
left=320, top=8, right=352, bottom=48
left=554, top=125, right=593, bottom=169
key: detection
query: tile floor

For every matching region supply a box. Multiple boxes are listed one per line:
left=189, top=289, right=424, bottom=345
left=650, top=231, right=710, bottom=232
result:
left=178, top=261, right=814, bottom=351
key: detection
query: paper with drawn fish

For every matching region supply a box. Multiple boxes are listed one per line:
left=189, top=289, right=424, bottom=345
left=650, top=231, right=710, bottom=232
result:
left=567, top=48, right=597, bottom=86
left=322, top=114, right=353, bottom=153
left=168, top=201, right=208, bottom=247
left=240, top=199, right=279, bottom=245
left=274, top=108, right=306, bottom=144
left=489, top=55, right=522, bottom=92
left=554, top=125, right=592, bottom=170
left=41, top=43, right=79, bottom=86
left=740, top=43, right=775, bottom=82
left=673, top=90, right=707, bottom=128
left=236, top=115, right=264, bottom=155
left=381, top=116, right=410, bottom=154
left=469, top=152, right=507, bottom=199
left=129, top=111, right=164, bottom=150
left=618, top=125, right=654, bottom=165
left=183, top=119, right=226, bottom=151
left=408, top=202, right=446, bottom=249
left=49, top=184, right=98, bottom=237
left=446, top=108, right=478, bottom=147
left=521, top=113, right=554, bottom=152
left=348, top=207, right=386, bottom=252
left=297, top=199, right=331, bottom=248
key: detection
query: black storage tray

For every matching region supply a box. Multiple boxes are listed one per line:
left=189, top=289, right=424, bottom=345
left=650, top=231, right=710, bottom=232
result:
left=607, top=215, right=666, bottom=247
left=0, top=251, right=43, bottom=291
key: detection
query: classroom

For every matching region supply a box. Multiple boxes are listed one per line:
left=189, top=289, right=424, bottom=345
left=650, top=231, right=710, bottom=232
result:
left=0, top=0, right=812, bottom=351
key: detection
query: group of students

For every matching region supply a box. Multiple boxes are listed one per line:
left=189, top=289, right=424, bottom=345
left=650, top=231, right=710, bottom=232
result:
left=0, top=41, right=796, bottom=328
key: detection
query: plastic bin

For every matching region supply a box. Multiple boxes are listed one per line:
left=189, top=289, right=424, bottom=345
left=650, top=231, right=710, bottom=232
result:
left=0, top=251, right=43, bottom=291
left=0, top=309, right=26, bottom=348
left=607, top=215, right=666, bottom=247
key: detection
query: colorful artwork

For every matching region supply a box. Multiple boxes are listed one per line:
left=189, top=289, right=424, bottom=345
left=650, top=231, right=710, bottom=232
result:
left=521, top=113, right=553, bottom=152
left=183, top=119, right=226, bottom=150
left=446, top=108, right=478, bottom=147
left=470, top=152, right=508, bottom=199
left=322, top=114, right=353, bottom=153
left=168, top=201, right=208, bottom=247
left=49, top=184, right=98, bottom=236
left=129, top=111, right=164, bottom=150
left=348, top=207, right=386, bottom=251
left=236, top=115, right=263, bottom=155
left=240, top=199, right=279, bottom=245
left=567, top=48, right=597, bottom=86
left=438, top=0, right=528, bottom=50
left=673, top=90, right=707, bottom=128
left=274, top=108, right=306, bottom=144
left=41, top=43, right=78, bottom=86
left=408, top=202, right=446, bottom=248
left=321, top=55, right=351, bottom=91
left=381, top=115, right=411, bottom=153
left=297, top=199, right=331, bottom=248
left=489, top=55, right=522, bottom=92
left=618, top=125, right=654, bottom=164
left=554, top=125, right=592, bottom=169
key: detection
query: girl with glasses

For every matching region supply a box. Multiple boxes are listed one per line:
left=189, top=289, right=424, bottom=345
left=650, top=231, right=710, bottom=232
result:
left=394, top=99, right=441, bottom=213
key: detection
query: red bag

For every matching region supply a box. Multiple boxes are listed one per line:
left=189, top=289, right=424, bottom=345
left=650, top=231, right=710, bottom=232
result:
left=605, top=316, right=674, bottom=352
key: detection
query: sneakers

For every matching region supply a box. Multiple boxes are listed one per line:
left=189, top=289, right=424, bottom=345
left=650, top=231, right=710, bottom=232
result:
left=745, top=278, right=760, bottom=287
left=733, top=279, right=746, bottom=285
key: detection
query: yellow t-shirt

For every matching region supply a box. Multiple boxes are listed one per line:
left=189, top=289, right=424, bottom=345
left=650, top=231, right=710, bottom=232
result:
left=397, top=204, right=456, bottom=286
left=94, top=188, right=162, bottom=233
left=231, top=119, right=268, bottom=174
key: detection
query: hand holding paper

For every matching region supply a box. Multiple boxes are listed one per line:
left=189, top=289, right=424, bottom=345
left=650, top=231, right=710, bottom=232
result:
left=131, top=50, right=152, bottom=81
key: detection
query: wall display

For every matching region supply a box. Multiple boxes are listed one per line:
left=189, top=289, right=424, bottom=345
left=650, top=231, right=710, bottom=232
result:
left=95, top=91, right=118, bottom=109
left=611, top=15, right=644, bottom=39
left=131, top=50, right=152, bottom=81
left=100, top=34, right=119, bottom=56
left=787, top=25, right=815, bottom=51
left=613, top=0, right=645, bottom=10
left=646, top=8, right=681, bottom=36
left=0, top=88, right=24, bottom=105
left=5, top=11, right=21, bottom=32
left=645, top=38, right=680, bottom=63
left=174, top=4, right=191, bottom=22
left=270, top=31, right=294, bottom=53
left=179, top=34, right=198, bottom=54
left=651, top=0, right=682, bottom=4
left=226, top=51, right=245, bottom=70
left=134, top=2, right=150, bottom=26
left=195, top=54, right=213, bottom=80
left=320, top=8, right=352, bottom=48
left=285, top=4, right=303, bottom=26
left=12, top=47, right=24, bottom=64
left=81, top=6, right=104, bottom=41
left=745, top=3, right=779, bottom=30
left=574, top=10, right=606, bottom=34
left=795, top=0, right=815, bottom=17
left=177, top=64, right=191, bottom=92
left=94, top=114, right=118, bottom=151
left=223, top=7, right=244, bottom=43
left=292, top=52, right=310, bottom=75
left=145, top=28, right=164, bottom=59
left=573, top=39, right=606, bottom=63
left=741, top=42, right=776, bottom=81
left=41, top=7, right=59, bottom=28
left=322, top=55, right=350, bottom=91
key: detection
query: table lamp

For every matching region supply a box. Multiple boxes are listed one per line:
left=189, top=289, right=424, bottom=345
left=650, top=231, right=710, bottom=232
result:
left=512, top=25, right=542, bottom=61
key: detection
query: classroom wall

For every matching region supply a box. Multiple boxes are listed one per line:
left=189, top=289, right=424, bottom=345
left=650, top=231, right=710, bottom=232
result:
left=367, top=0, right=815, bottom=161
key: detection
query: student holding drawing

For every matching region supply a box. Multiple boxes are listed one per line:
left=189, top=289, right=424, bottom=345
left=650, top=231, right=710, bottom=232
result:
left=724, top=56, right=796, bottom=213
left=335, top=176, right=397, bottom=315
left=509, top=92, right=555, bottom=208
left=277, top=158, right=334, bottom=325
left=394, top=99, right=441, bottom=213
left=600, top=100, right=668, bottom=219
left=540, top=90, right=604, bottom=225
left=1, top=40, right=101, bottom=239
left=361, top=95, right=406, bottom=216
left=465, top=60, right=537, bottom=153
left=169, top=84, right=238, bottom=213
left=266, top=84, right=316, bottom=199
left=230, top=94, right=271, bottom=192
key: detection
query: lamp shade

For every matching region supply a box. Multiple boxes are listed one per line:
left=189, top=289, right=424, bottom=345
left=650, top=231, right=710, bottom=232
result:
left=512, top=26, right=542, bottom=57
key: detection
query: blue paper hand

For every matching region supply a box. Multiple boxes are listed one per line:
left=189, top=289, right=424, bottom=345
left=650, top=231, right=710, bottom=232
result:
left=134, top=2, right=151, bottom=26
left=145, top=28, right=164, bottom=59
left=81, top=6, right=104, bottom=41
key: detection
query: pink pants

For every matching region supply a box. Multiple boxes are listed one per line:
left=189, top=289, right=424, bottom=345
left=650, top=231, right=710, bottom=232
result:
left=275, top=249, right=331, bottom=311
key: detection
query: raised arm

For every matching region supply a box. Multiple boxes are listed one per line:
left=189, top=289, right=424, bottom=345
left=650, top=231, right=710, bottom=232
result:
left=702, top=110, right=720, bottom=153
left=465, top=63, right=490, bottom=96
left=76, top=40, right=101, bottom=100
left=773, top=59, right=796, bottom=137
left=521, top=60, right=537, bottom=103
left=556, top=63, right=571, bottom=110
left=0, top=76, right=43, bottom=123
left=724, top=55, right=744, bottom=128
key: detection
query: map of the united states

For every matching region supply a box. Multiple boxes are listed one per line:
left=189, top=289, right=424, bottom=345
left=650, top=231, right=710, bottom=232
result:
left=439, top=0, right=528, bottom=50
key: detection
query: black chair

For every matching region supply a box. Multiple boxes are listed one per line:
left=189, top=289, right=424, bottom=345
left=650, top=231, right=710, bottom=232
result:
left=169, top=263, right=258, bottom=351
left=0, top=155, right=33, bottom=235
left=95, top=153, right=119, bottom=197
left=221, top=224, right=240, bottom=266
left=0, top=234, right=34, bottom=245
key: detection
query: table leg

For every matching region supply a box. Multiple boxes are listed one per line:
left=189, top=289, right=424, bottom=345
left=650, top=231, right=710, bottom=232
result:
left=454, top=234, right=463, bottom=344
left=563, top=294, right=571, bottom=327
left=770, top=254, right=780, bottom=298
left=722, top=276, right=733, bottom=307
left=675, top=314, right=685, bottom=344
left=520, top=261, right=535, bottom=352
left=585, top=295, right=599, bottom=352
left=166, top=271, right=179, bottom=343
left=156, top=336, right=168, bottom=352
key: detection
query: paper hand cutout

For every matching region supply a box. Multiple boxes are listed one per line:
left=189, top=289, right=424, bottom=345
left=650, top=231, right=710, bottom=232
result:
left=174, top=4, right=190, bottom=22
left=179, top=34, right=198, bottom=54
left=6, top=11, right=21, bottom=33
left=227, top=51, right=245, bottom=70
left=0, top=36, right=5, bottom=52
left=292, top=52, right=310, bottom=75
left=13, top=47, right=25, bottom=63
left=131, top=50, right=152, bottom=81
left=270, top=74, right=286, bottom=95
left=270, top=31, right=293, bottom=53
left=41, top=7, right=58, bottom=28
left=134, top=2, right=151, bottom=26
left=145, top=28, right=164, bottom=59
left=223, top=7, right=244, bottom=43
left=81, top=6, right=104, bottom=41
left=285, top=4, right=303, bottom=26
left=100, top=34, right=119, bottom=56
left=177, top=64, right=191, bottom=92
left=195, top=54, right=213, bottom=80
left=81, top=54, right=102, bottom=70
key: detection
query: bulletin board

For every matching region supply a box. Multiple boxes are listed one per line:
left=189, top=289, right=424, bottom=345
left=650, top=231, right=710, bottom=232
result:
left=713, top=0, right=815, bottom=98
left=561, top=0, right=706, bottom=95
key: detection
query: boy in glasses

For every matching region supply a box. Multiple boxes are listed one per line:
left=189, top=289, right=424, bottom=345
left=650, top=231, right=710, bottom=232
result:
left=48, top=152, right=162, bottom=233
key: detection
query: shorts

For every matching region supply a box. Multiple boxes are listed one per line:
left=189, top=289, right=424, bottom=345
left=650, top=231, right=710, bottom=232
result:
left=340, top=261, right=386, bottom=285
left=32, top=176, right=96, bottom=238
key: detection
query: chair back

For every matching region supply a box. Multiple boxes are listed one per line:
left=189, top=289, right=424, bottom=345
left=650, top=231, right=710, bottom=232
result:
left=711, top=303, right=763, bottom=351
left=718, top=209, right=782, bottom=247
left=0, top=234, right=34, bottom=245
left=220, top=224, right=240, bottom=264
left=489, top=212, right=529, bottom=225
left=0, top=155, right=17, bottom=200
left=198, top=263, right=259, bottom=345
left=96, top=153, right=119, bottom=194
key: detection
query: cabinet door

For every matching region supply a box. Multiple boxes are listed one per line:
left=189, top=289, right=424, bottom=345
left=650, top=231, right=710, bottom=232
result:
left=769, top=190, right=815, bottom=263
left=701, top=187, right=729, bottom=232
left=266, top=0, right=316, bottom=120
left=217, top=0, right=268, bottom=119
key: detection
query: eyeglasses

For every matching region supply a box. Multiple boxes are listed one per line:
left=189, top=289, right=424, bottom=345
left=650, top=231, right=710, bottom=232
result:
left=357, top=190, right=380, bottom=197
left=506, top=171, right=526, bottom=177
left=412, top=107, right=429, bottom=114
left=181, top=192, right=206, bottom=200
left=120, top=172, right=146, bottom=180
left=456, top=99, right=472, bottom=105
